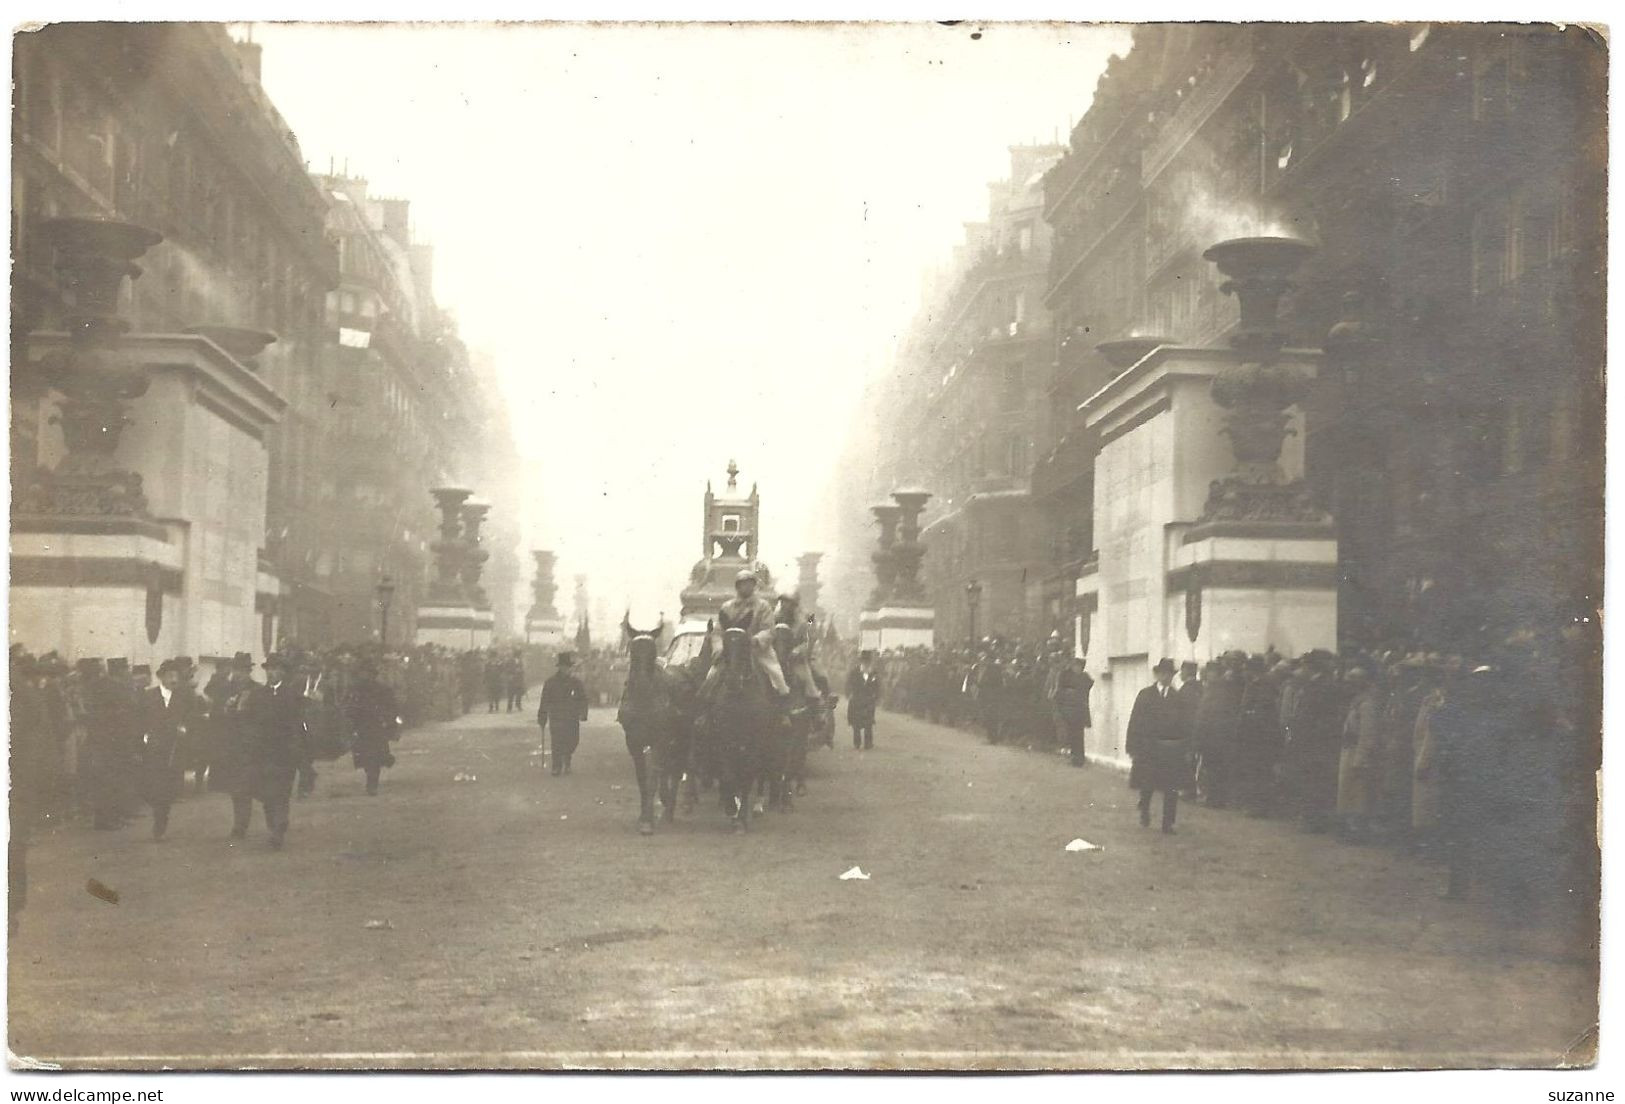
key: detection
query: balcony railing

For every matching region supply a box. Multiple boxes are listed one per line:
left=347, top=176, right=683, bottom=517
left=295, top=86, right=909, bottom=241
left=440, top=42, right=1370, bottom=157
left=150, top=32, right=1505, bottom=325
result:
left=1141, top=47, right=1256, bottom=187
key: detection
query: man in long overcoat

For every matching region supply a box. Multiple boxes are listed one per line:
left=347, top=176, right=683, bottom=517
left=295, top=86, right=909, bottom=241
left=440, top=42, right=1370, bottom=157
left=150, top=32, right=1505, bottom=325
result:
left=138, top=660, right=201, bottom=840
left=1127, top=658, right=1192, bottom=833
left=227, top=653, right=307, bottom=848
left=79, top=658, right=134, bottom=830
left=348, top=657, right=402, bottom=795
left=1053, top=661, right=1093, bottom=767
left=845, top=650, right=881, bottom=750
left=539, top=653, right=590, bottom=775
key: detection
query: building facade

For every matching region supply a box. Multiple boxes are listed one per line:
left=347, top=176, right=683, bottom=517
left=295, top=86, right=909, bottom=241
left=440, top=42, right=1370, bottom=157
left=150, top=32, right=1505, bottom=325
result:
left=12, top=24, right=525, bottom=653
left=306, top=173, right=521, bottom=645
left=830, top=145, right=1064, bottom=646
left=1031, top=23, right=1603, bottom=655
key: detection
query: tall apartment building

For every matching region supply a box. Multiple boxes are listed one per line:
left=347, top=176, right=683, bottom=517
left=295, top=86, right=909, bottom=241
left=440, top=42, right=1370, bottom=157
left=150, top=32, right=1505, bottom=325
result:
left=1032, top=23, right=1603, bottom=652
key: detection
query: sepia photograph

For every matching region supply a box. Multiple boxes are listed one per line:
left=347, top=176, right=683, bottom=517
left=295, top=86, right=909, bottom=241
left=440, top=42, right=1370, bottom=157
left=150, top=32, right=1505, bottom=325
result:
left=4, top=13, right=1608, bottom=1079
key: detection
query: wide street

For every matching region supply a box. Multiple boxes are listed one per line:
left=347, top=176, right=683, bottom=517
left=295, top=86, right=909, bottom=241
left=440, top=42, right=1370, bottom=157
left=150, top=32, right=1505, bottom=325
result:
left=8, top=703, right=1595, bottom=1070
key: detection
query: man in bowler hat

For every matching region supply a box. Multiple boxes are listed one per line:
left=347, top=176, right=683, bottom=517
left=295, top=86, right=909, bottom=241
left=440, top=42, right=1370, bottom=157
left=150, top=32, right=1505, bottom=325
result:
left=1127, top=657, right=1193, bottom=833
left=539, top=653, right=590, bottom=775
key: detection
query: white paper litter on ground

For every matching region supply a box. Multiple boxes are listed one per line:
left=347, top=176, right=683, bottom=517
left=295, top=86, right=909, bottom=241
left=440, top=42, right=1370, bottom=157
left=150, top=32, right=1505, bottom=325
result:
left=1065, top=838, right=1102, bottom=852
left=363, top=919, right=393, bottom=930
left=838, top=866, right=871, bottom=881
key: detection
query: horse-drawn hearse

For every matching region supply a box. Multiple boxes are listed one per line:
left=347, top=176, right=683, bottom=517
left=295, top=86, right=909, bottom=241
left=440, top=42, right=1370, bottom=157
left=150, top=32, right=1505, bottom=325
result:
left=613, top=609, right=836, bottom=835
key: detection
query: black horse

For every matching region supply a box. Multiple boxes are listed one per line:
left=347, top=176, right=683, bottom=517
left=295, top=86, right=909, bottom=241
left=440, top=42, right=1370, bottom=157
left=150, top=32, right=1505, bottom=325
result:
left=616, top=617, right=683, bottom=835
left=698, top=625, right=777, bottom=833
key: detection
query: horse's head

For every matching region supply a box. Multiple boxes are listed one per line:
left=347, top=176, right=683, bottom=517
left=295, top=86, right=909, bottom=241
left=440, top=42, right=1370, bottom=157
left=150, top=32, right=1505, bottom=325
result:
left=720, top=626, right=753, bottom=672
left=624, top=612, right=666, bottom=676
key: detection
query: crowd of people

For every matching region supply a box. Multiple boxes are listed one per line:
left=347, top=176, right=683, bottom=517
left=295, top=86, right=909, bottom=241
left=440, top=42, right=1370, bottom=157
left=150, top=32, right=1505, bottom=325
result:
left=5, top=642, right=555, bottom=853
left=9, top=618, right=1598, bottom=927
left=834, top=627, right=1599, bottom=917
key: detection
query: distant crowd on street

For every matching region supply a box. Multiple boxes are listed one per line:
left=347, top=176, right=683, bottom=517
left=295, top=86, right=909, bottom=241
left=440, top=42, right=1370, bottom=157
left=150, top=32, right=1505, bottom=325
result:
left=4, top=638, right=606, bottom=933
left=826, top=625, right=1599, bottom=918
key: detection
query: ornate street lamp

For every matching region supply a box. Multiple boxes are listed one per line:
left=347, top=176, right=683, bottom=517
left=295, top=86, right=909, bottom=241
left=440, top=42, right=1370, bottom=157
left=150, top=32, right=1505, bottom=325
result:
left=376, top=574, right=396, bottom=645
left=965, top=578, right=983, bottom=646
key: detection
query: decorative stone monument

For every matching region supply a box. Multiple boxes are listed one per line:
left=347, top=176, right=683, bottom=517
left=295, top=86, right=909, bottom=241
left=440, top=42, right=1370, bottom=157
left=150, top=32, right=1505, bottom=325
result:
left=10, top=217, right=286, bottom=665
left=460, top=499, right=495, bottom=648
left=415, top=486, right=480, bottom=648
left=796, top=551, right=824, bottom=618
left=679, top=460, right=774, bottom=623
left=525, top=550, right=566, bottom=646
left=1076, top=236, right=1337, bottom=765
left=859, top=489, right=935, bottom=650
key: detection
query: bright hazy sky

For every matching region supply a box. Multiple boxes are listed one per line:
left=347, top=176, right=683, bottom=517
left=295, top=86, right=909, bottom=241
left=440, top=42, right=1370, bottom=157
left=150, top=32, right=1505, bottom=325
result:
left=250, top=21, right=1131, bottom=624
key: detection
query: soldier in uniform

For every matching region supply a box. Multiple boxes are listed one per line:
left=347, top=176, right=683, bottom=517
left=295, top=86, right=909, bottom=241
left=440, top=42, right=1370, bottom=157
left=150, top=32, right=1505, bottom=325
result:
left=347, top=656, right=401, bottom=795
left=702, top=570, right=790, bottom=699
left=138, top=660, right=200, bottom=840
left=773, top=593, right=828, bottom=707
left=539, top=653, right=590, bottom=775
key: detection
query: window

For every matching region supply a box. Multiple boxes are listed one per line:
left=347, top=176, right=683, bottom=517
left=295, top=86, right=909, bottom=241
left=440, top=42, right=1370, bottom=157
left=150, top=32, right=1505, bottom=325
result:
left=722, top=513, right=740, bottom=532
left=1017, top=223, right=1034, bottom=256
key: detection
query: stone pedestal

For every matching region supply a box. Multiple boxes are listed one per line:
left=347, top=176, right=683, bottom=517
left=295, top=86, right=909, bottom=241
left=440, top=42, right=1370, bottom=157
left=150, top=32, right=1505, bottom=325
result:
left=525, top=550, right=566, bottom=645
left=526, top=615, right=567, bottom=647
left=858, top=606, right=935, bottom=651
left=10, top=332, right=285, bottom=664
left=1076, top=343, right=1336, bottom=766
left=415, top=603, right=481, bottom=648
left=416, top=487, right=478, bottom=648
left=469, top=608, right=495, bottom=650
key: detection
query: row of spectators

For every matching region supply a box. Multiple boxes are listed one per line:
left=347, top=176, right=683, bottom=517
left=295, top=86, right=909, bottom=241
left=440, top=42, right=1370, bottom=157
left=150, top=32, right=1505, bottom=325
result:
left=832, top=628, right=1599, bottom=918
left=6, top=642, right=562, bottom=832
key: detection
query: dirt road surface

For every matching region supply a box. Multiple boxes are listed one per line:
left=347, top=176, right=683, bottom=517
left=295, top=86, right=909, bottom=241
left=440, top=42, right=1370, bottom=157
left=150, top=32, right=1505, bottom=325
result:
left=7, top=705, right=1596, bottom=1070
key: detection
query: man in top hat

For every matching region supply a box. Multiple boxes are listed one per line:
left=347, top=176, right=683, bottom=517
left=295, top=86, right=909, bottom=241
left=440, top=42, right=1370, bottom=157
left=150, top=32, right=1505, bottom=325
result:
left=138, top=659, right=202, bottom=840
left=539, top=653, right=590, bottom=775
left=845, top=649, right=882, bottom=750
left=226, top=652, right=308, bottom=848
left=1126, top=658, right=1193, bottom=833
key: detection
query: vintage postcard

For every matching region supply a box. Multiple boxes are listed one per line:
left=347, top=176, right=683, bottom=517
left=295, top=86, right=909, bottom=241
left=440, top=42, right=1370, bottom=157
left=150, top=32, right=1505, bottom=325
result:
left=6, top=19, right=1605, bottom=1076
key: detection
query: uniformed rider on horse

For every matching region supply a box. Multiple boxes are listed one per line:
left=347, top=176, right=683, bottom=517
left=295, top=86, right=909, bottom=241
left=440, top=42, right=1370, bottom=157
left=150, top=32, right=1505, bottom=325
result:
left=698, top=569, right=791, bottom=703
